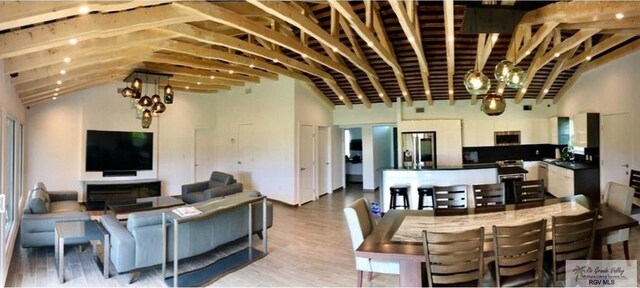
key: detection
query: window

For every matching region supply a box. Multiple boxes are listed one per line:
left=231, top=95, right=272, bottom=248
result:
left=4, top=118, right=21, bottom=242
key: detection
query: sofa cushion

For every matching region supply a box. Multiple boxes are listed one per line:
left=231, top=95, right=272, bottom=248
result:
left=49, top=201, right=82, bottom=213
left=33, top=182, right=47, bottom=192
left=28, top=189, right=49, bottom=214
left=182, top=191, right=205, bottom=205
left=209, top=171, right=235, bottom=186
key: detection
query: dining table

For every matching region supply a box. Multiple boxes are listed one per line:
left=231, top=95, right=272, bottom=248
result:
left=355, top=195, right=639, bottom=287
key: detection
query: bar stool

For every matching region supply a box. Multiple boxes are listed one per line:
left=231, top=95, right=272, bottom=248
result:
left=417, top=185, right=434, bottom=210
left=389, top=185, right=410, bottom=210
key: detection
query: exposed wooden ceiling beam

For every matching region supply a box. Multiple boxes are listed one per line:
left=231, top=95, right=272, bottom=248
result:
left=0, top=3, right=202, bottom=59
left=145, top=53, right=263, bottom=84
left=520, top=2, right=640, bottom=26
left=514, top=22, right=558, bottom=64
left=0, top=1, right=171, bottom=31
left=328, top=0, right=403, bottom=75
left=170, top=74, right=245, bottom=87
left=174, top=2, right=355, bottom=80
left=172, top=86, right=218, bottom=94
left=563, top=34, right=632, bottom=70
left=513, top=34, right=552, bottom=103
left=536, top=29, right=600, bottom=71
left=142, top=62, right=260, bottom=83
left=371, top=4, right=412, bottom=105
left=552, top=63, right=587, bottom=105
left=320, top=42, right=372, bottom=108
left=3, top=29, right=176, bottom=75
left=535, top=46, right=579, bottom=103
left=302, top=82, right=336, bottom=110
left=389, top=0, right=432, bottom=105
left=12, top=46, right=156, bottom=85
left=169, top=80, right=231, bottom=91
left=339, top=16, right=392, bottom=108
left=558, top=17, right=640, bottom=30
left=443, top=0, right=455, bottom=105
left=152, top=41, right=316, bottom=82
left=247, top=1, right=378, bottom=80
left=23, top=75, right=126, bottom=105
left=21, top=70, right=130, bottom=101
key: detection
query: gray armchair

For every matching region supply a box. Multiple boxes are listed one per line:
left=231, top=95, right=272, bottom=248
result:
left=20, top=182, right=90, bottom=248
left=181, top=171, right=243, bottom=204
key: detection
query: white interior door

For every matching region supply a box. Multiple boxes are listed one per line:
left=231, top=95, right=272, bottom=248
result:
left=299, top=124, right=315, bottom=204
left=194, top=128, right=215, bottom=182
left=237, top=124, right=254, bottom=190
left=318, top=127, right=330, bottom=196
left=601, top=113, right=632, bottom=201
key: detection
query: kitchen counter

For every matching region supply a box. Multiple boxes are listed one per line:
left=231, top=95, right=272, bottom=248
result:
left=383, top=163, right=498, bottom=171
left=498, top=167, right=529, bottom=175
left=543, top=159, right=598, bottom=170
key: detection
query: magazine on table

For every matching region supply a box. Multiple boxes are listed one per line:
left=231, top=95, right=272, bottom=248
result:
left=173, top=206, right=202, bottom=218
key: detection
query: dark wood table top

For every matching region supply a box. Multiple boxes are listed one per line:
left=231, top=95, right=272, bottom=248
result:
left=356, top=195, right=639, bottom=262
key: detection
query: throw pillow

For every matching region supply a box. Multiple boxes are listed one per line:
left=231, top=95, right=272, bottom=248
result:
left=28, top=189, right=49, bottom=214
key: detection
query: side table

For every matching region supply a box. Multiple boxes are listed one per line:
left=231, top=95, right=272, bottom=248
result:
left=54, top=220, right=110, bottom=284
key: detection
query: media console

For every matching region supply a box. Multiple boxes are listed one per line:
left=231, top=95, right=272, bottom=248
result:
left=84, top=179, right=161, bottom=210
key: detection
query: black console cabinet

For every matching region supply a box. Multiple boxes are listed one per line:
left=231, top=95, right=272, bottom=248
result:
left=85, top=179, right=161, bottom=210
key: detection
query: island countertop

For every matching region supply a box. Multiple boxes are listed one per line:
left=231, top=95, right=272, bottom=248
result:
left=382, top=163, right=498, bottom=171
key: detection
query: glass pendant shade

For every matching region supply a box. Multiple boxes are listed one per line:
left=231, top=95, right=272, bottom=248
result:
left=133, top=90, right=142, bottom=100
left=121, top=87, right=134, bottom=98
left=151, top=94, right=161, bottom=103
left=506, top=67, right=527, bottom=89
left=138, top=95, right=152, bottom=107
left=135, top=105, right=143, bottom=119
left=463, top=70, right=491, bottom=95
left=494, top=60, right=514, bottom=83
left=481, top=93, right=506, bottom=116
left=164, top=84, right=174, bottom=104
left=141, top=109, right=152, bottom=129
left=152, top=102, right=166, bottom=114
left=131, top=78, right=143, bottom=92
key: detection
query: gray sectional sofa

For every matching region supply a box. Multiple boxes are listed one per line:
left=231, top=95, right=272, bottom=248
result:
left=100, top=193, right=273, bottom=275
left=20, top=182, right=90, bottom=248
left=181, top=171, right=243, bottom=204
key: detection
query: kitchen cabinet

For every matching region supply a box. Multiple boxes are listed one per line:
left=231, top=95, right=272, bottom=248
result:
left=546, top=162, right=600, bottom=202
left=549, top=117, right=570, bottom=145
left=462, top=120, right=494, bottom=147
left=572, top=113, right=600, bottom=148
left=524, top=161, right=539, bottom=180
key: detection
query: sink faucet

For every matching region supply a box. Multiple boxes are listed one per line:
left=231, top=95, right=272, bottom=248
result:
left=561, top=147, right=575, bottom=162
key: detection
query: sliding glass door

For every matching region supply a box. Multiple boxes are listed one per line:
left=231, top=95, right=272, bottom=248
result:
left=4, top=118, right=15, bottom=243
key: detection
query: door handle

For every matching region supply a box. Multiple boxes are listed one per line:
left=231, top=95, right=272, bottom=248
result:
left=326, top=162, right=329, bottom=165
left=301, top=168, right=306, bottom=171
left=622, top=164, right=629, bottom=168
left=238, top=161, right=242, bottom=164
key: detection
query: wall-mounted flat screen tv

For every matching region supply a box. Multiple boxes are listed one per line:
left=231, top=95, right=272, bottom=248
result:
left=85, top=130, right=153, bottom=172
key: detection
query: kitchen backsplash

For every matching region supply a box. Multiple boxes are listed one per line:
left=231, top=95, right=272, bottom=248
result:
left=463, top=144, right=557, bottom=164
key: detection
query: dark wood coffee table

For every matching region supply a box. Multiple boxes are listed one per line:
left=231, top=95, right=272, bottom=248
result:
left=105, top=196, right=184, bottom=219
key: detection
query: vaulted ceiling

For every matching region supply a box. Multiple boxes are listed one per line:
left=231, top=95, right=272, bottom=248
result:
left=2, top=1, right=640, bottom=108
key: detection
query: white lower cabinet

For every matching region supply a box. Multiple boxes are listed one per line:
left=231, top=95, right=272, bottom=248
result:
left=524, top=161, right=539, bottom=180
left=548, top=164, right=574, bottom=198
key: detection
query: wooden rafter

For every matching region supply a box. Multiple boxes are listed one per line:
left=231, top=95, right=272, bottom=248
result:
left=443, top=0, right=455, bottom=105
left=563, top=34, right=633, bottom=70
left=514, top=22, right=558, bottom=63
left=142, top=62, right=260, bottom=83
left=3, top=29, right=176, bottom=75
left=146, top=53, right=277, bottom=81
left=170, top=74, right=245, bottom=87
left=247, top=1, right=378, bottom=80
left=21, top=70, right=131, bottom=101
left=520, top=2, right=640, bottom=26
left=535, top=46, right=579, bottom=103
left=339, top=17, right=392, bottom=108
left=370, top=2, right=412, bottom=105
left=23, top=75, right=127, bottom=105
left=173, top=2, right=355, bottom=80
left=169, top=80, right=231, bottom=91
left=0, top=3, right=202, bottom=59
left=328, top=0, right=402, bottom=75
left=389, top=0, right=432, bottom=105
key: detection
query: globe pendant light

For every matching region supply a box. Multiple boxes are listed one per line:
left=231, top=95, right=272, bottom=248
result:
left=138, top=95, right=152, bottom=107
left=121, top=87, right=134, bottom=98
left=463, top=69, right=491, bottom=95
left=506, top=66, right=527, bottom=89
left=141, top=109, right=152, bottom=129
left=494, top=60, right=514, bottom=83
left=133, top=90, right=142, bottom=100
left=164, top=84, right=174, bottom=104
left=152, top=102, right=166, bottom=114
left=131, top=77, right=143, bottom=93
left=151, top=94, right=161, bottom=104
left=481, top=93, right=506, bottom=116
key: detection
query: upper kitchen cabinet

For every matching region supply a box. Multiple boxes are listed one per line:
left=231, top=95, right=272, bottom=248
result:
left=573, top=113, right=600, bottom=148
left=463, top=119, right=548, bottom=147
left=463, top=119, right=494, bottom=147
left=549, top=117, right=570, bottom=145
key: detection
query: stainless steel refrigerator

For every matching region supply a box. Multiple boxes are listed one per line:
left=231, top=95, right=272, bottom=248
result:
left=401, top=132, right=436, bottom=169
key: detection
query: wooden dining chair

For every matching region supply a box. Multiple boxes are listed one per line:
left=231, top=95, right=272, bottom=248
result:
left=603, top=182, right=634, bottom=260
left=514, top=179, right=545, bottom=204
left=433, top=185, right=468, bottom=213
left=422, top=227, right=485, bottom=287
left=547, top=210, right=598, bottom=286
left=629, top=169, right=640, bottom=196
left=491, top=219, right=547, bottom=287
left=472, top=183, right=505, bottom=208
left=344, top=198, right=399, bottom=287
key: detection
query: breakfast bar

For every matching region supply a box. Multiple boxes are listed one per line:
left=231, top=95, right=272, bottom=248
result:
left=380, top=165, right=498, bottom=212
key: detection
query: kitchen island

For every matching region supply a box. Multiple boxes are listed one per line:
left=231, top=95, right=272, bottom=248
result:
left=380, top=165, right=498, bottom=212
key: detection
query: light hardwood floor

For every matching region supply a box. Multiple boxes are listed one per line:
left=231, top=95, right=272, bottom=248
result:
left=6, top=185, right=640, bottom=287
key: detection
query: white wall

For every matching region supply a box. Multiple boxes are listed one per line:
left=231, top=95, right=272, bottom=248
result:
left=372, top=126, right=393, bottom=188
left=557, top=50, right=640, bottom=170
left=26, top=82, right=216, bottom=199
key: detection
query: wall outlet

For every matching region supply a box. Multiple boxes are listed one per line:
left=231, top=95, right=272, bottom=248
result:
left=535, top=149, right=539, bottom=155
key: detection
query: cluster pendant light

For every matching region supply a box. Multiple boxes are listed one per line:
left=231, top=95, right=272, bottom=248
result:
left=121, top=72, right=173, bottom=128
